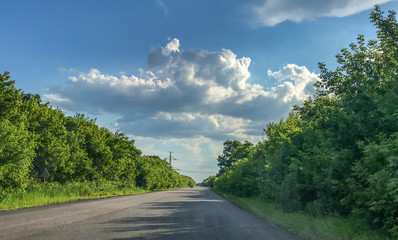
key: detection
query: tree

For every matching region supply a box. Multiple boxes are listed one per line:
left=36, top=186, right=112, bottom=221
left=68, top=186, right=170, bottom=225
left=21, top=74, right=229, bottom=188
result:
left=106, top=131, right=141, bottom=184
left=217, top=140, right=241, bottom=170
left=0, top=72, right=23, bottom=123
left=217, top=140, right=253, bottom=172
left=345, top=134, right=398, bottom=237
left=21, top=99, right=71, bottom=183
left=0, top=120, right=35, bottom=197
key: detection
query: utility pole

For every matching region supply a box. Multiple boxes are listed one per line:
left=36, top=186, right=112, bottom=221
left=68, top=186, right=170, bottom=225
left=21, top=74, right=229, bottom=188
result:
left=168, top=151, right=173, bottom=167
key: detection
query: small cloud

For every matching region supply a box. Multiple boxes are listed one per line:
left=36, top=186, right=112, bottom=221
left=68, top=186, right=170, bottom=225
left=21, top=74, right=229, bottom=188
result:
left=181, top=142, right=202, bottom=154
left=58, top=67, right=78, bottom=73
left=156, top=0, right=168, bottom=16
left=267, top=64, right=318, bottom=103
left=252, top=0, right=393, bottom=27
left=162, top=38, right=180, bottom=55
left=43, top=93, right=71, bottom=103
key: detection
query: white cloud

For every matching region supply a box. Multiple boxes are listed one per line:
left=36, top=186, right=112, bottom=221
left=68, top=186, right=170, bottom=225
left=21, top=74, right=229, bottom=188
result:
left=268, top=63, right=318, bottom=102
left=206, top=86, right=237, bottom=103
left=117, top=112, right=254, bottom=141
left=49, top=38, right=318, bottom=142
left=253, top=0, right=394, bottom=26
left=68, top=68, right=174, bottom=97
left=180, top=141, right=202, bottom=154
left=43, top=93, right=71, bottom=103
left=162, top=38, right=180, bottom=55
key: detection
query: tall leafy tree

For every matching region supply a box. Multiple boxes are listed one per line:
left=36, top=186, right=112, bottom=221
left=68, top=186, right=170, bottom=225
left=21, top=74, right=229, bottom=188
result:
left=0, top=72, right=20, bottom=121
left=0, top=120, right=35, bottom=197
left=217, top=140, right=244, bottom=171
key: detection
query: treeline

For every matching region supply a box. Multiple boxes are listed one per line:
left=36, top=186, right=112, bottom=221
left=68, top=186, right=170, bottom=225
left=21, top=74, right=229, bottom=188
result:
left=203, top=6, right=398, bottom=237
left=0, top=72, right=195, bottom=199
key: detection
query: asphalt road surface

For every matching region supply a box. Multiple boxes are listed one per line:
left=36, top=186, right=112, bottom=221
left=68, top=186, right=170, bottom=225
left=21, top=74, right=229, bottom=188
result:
left=0, top=187, right=300, bottom=240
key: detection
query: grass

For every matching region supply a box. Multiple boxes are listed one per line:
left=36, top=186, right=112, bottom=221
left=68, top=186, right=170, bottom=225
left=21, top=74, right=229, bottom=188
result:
left=0, top=181, right=148, bottom=211
left=213, top=189, right=392, bottom=240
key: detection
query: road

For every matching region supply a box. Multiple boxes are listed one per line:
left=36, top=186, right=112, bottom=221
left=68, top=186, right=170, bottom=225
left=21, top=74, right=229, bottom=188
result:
left=0, top=187, right=300, bottom=240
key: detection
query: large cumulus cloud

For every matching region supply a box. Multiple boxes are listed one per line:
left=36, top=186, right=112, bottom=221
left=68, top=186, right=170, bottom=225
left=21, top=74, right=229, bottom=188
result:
left=45, top=38, right=318, bottom=141
left=252, top=0, right=393, bottom=26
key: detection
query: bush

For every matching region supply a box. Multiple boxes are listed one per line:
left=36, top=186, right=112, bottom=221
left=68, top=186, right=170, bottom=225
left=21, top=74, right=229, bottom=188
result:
left=345, top=133, right=398, bottom=237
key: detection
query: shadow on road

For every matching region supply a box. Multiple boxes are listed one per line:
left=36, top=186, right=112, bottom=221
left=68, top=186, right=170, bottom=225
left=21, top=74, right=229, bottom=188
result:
left=106, top=190, right=226, bottom=239
left=101, top=188, right=300, bottom=240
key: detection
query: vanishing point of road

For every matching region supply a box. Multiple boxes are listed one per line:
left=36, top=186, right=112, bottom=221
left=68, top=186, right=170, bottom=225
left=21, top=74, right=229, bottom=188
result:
left=0, top=187, right=300, bottom=240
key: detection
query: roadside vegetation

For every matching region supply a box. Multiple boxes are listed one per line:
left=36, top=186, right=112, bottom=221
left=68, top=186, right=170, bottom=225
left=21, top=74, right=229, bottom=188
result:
left=0, top=71, right=195, bottom=210
left=0, top=181, right=147, bottom=210
left=215, top=190, right=390, bottom=240
left=203, top=6, right=398, bottom=239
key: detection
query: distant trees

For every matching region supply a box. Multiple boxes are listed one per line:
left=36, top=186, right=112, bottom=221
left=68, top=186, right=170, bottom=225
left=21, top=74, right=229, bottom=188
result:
left=0, top=71, right=194, bottom=199
left=136, top=156, right=194, bottom=190
left=205, top=6, right=398, bottom=237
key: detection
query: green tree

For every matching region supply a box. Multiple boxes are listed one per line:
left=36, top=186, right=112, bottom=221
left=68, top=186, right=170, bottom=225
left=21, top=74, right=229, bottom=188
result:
left=0, top=120, right=35, bottom=197
left=217, top=140, right=242, bottom=171
left=21, top=99, right=71, bottom=183
left=214, top=158, right=259, bottom=197
left=106, top=131, right=141, bottom=184
left=344, top=134, right=398, bottom=236
left=0, top=72, right=21, bottom=123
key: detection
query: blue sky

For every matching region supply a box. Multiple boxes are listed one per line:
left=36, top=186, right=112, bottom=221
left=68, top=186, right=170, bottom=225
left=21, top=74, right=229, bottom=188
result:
left=1, top=0, right=398, bottom=182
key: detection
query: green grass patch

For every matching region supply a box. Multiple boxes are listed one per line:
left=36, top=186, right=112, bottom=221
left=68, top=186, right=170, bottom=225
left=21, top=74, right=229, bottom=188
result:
left=213, top=189, right=392, bottom=240
left=0, top=181, right=148, bottom=211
